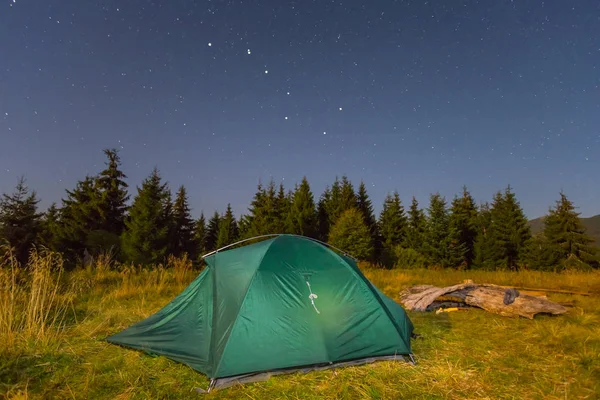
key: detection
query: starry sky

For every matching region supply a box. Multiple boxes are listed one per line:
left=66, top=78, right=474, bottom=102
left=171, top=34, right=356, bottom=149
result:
left=1, top=0, right=599, bottom=220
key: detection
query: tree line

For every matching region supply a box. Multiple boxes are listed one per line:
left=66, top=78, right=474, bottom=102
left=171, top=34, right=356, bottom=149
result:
left=1, top=149, right=598, bottom=271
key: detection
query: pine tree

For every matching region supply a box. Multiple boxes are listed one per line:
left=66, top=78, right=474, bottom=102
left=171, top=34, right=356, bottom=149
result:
left=275, top=183, right=292, bottom=233
left=194, top=212, right=207, bottom=260
left=205, top=211, right=221, bottom=252
left=405, top=196, right=427, bottom=254
left=449, top=186, right=479, bottom=268
left=378, top=192, right=407, bottom=266
left=357, top=181, right=378, bottom=241
left=525, top=232, right=559, bottom=271
left=339, top=176, right=358, bottom=215
left=55, top=176, right=104, bottom=259
left=0, top=177, right=42, bottom=264
left=121, top=168, right=171, bottom=265
left=473, top=202, right=495, bottom=269
left=288, top=177, right=318, bottom=237
left=95, top=148, right=129, bottom=236
left=328, top=208, right=374, bottom=261
left=39, top=202, right=61, bottom=251
left=172, top=185, right=196, bottom=258
left=542, top=192, right=598, bottom=268
left=488, top=186, right=532, bottom=270
left=423, top=193, right=466, bottom=268
left=317, top=187, right=331, bottom=241
left=216, top=204, right=238, bottom=248
left=244, top=180, right=280, bottom=237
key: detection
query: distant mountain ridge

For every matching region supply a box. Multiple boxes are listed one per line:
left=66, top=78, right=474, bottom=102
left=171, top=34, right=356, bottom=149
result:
left=528, top=214, right=600, bottom=246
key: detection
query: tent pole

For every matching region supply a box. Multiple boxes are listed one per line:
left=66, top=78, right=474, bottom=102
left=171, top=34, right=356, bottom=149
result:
left=200, top=234, right=358, bottom=262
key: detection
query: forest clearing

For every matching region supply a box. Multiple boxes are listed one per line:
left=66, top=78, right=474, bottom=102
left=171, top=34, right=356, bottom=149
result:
left=1, top=250, right=598, bottom=400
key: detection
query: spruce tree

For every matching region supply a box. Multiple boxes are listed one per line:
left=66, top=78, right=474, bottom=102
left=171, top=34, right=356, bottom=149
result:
left=172, top=185, right=196, bottom=258
left=205, top=211, right=221, bottom=252
left=194, top=212, right=207, bottom=260
left=328, top=208, right=374, bottom=261
left=357, top=181, right=378, bottom=241
left=542, top=192, right=598, bottom=268
left=0, top=177, right=42, bottom=264
left=38, top=202, right=62, bottom=252
left=121, top=168, right=171, bottom=265
left=244, top=180, right=280, bottom=236
left=275, top=183, right=292, bottom=233
left=216, top=204, right=238, bottom=248
left=473, top=202, right=495, bottom=269
left=405, top=196, right=427, bottom=254
left=378, top=192, right=407, bottom=265
left=317, top=187, right=331, bottom=241
left=55, top=176, right=104, bottom=258
left=339, top=176, right=358, bottom=215
left=95, top=148, right=129, bottom=236
left=288, top=177, right=317, bottom=237
left=423, top=193, right=466, bottom=268
left=488, top=186, right=532, bottom=270
left=326, top=177, right=342, bottom=226
left=449, top=186, right=479, bottom=268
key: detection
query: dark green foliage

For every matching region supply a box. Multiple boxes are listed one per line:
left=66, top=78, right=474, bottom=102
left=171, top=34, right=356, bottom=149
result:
left=205, top=211, right=221, bottom=252
left=38, top=202, right=62, bottom=251
left=121, top=168, right=171, bottom=265
left=216, top=204, right=238, bottom=248
left=473, top=202, right=495, bottom=269
left=172, top=186, right=196, bottom=258
left=55, top=176, right=104, bottom=259
left=449, top=186, right=479, bottom=268
left=540, top=192, right=599, bottom=269
left=378, top=192, right=407, bottom=266
left=405, top=197, right=427, bottom=255
left=328, top=208, right=374, bottom=261
left=95, top=149, right=129, bottom=236
left=287, top=177, right=318, bottom=238
left=486, top=186, right=532, bottom=270
left=194, top=213, right=207, bottom=260
left=316, top=188, right=331, bottom=241
left=324, top=176, right=358, bottom=228
left=423, top=193, right=466, bottom=268
left=276, top=183, right=293, bottom=234
left=357, top=182, right=377, bottom=234
left=244, top=180, right=283, bottom=237
left=393, top=246, right=428, bottom=269
left=525, top=232, right=561, bottom=271
left=0, top=177, right=43, bottom=264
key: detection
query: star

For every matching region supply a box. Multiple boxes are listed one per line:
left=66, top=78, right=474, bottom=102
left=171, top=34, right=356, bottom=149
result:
left=264, top=70, right=268, bottom=74
left=208, top=42, right=212, bottom=47
left=247, top=49, right=251, bottom=55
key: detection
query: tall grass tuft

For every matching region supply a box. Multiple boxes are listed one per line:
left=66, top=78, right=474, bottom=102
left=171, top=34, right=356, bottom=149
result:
left=0, top=245, right=70, bottom=348
left=167, top=253, right=193, bottom=285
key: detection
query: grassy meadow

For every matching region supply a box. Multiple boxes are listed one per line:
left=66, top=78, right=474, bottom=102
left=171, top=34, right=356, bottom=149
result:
left=1, top=249, right=599, bottom=399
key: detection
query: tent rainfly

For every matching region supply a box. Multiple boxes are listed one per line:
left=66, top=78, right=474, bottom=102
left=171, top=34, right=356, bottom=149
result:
left=106, top=234, right=415, bottom=391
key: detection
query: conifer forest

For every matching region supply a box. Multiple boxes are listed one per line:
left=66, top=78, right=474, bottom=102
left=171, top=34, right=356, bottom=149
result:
left=1, top=149, right=598, bottom=271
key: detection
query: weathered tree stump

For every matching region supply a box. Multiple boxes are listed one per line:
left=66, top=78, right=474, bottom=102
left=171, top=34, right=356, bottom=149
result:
left=400, top=281, right=568, bottom=319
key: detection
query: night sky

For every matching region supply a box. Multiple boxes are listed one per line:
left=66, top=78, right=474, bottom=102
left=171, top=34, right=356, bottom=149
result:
left=1, top=0, right=599, bottom=219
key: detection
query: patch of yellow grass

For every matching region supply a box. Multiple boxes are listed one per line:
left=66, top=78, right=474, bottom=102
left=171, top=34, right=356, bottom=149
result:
left=1, top=254, right=599, bottom=399
left=0, top=246, right=70, bottom=348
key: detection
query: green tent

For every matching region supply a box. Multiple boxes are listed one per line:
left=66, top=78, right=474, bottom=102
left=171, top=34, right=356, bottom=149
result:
left=106, top=235, right=414, bottom=391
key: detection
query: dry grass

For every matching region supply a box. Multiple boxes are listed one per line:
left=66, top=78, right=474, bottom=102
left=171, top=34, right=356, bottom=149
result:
left=1, top=254, right=599, bottom=399
left=0, top=246, right=70, bottom=348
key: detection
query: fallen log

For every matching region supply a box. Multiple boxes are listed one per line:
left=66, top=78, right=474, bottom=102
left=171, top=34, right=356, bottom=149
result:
left=400, top=282, right=568, bottom=319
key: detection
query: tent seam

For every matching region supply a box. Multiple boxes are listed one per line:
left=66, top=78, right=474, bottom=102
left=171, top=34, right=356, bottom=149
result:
left=212, top=237, right=279, bottom=378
